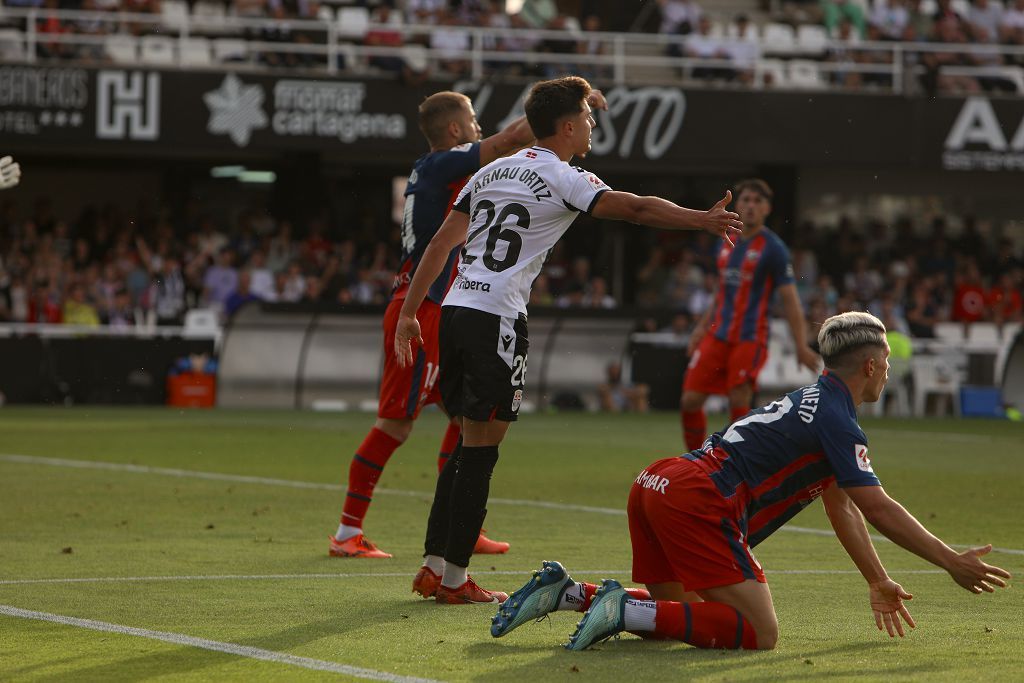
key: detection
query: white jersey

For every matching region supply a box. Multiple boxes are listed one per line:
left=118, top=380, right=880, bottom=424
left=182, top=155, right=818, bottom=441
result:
left=442, top=146, right=610, bottom=317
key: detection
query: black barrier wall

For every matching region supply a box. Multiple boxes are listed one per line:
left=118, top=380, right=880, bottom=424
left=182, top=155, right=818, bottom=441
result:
left=4, top=65, right=1024, bottom=173
left=0, top=336, right=216, bottom=404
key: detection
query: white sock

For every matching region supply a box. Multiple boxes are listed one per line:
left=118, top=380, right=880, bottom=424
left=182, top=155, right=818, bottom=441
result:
left=423, top=555, right=445, bottom=575
left=441, top=562, right=468, bottom=588
left=335, top=524, right=361, bottom=541
left=557, top=581, right=589, bottom=612
left=622, top=599, right=657, bottom=632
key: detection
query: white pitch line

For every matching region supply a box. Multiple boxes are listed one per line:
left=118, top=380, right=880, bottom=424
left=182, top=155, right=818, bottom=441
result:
left=0, top=605, right=442, bottom=683
left=3, top=453, right=1022, bottom=557
left=0, top=569, right=950, bottom=587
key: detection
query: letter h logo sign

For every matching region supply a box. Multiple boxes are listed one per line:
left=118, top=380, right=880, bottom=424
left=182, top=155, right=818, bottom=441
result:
left=96, top=71, right=161, bottom=140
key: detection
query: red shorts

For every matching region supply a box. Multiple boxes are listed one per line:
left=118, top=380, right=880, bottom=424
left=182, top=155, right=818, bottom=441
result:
left=378, top=297, right=442, bottom=420
left=628, top=456, right=766, bottom=591
left=683, top=335, right=767, bottom=395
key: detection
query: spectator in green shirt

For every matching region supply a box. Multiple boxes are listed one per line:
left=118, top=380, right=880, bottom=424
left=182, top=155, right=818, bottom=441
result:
left=822, top=0, right=867, bottom=37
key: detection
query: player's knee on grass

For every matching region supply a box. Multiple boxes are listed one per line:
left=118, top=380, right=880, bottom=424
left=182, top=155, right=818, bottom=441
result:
left=745, top=613, right=778, bottom=650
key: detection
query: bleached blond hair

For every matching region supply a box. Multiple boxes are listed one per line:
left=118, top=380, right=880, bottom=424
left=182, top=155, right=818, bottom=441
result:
left=818, top=311, right=887, bottom=369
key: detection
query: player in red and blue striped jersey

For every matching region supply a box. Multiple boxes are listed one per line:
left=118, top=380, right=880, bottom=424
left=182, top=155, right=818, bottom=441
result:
left=492, top=312, right=1011, bottom=651
left=681, top=179, right=820, bottom=451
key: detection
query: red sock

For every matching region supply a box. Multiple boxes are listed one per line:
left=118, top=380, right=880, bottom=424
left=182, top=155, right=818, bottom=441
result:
left=341, top=428, right=402, bottom=529
left=682, top=410, right=707, bottom=451
left=730, top=406, right=749, bottom=424
left=653, top=601, right=758, bottom=649
left=437, top=422, right=461, bottom=474
left=579, top=583, right=651, bottom=611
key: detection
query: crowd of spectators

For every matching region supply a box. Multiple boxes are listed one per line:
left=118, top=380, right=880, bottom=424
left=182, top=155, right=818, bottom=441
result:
left=1, top=194, right=1020, bottom=341
left=0, top=198, right=403, bottom=326
left=659, top=0, right=1024, bottom=94
left=11, top=0, right=1024, bottom=94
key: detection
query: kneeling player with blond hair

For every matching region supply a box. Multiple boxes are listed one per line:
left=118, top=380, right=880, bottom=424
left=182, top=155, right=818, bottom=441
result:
left=492, top=311, right=1011, bottom=650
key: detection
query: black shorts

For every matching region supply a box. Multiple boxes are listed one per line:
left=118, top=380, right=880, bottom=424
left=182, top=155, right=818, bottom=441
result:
left=439, top=305, right=528, bottom=422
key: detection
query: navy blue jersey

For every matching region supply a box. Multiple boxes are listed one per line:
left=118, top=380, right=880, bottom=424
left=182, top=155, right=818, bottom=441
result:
left=710, top=228, right=794, bottom=345
left=684, top=371, right=880, bottom=547
left=393, top=142, right=482, bottom=304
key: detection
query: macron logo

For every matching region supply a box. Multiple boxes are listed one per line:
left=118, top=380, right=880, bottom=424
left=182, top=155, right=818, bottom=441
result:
left=855, top=444, right=873, bottom=473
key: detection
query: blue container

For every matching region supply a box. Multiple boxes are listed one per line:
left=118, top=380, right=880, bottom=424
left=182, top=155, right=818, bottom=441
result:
left=959, top=386, right=1004, bottom=418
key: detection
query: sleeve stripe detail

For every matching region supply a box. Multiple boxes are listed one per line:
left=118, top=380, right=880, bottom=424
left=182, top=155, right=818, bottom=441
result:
left=585, top=189, right=608, bottom=215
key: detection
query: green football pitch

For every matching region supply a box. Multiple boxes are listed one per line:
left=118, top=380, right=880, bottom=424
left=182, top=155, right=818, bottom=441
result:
left=1, top=408, right=1021, bottom=682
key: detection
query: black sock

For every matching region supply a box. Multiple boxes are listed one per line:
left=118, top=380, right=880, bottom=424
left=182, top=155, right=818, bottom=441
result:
left=424, top=438, right=461, bottom=559
left=444, top=445, right=500, bottom=568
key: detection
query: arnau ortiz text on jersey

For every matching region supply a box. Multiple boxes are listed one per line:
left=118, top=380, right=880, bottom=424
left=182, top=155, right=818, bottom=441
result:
left=473, top=166, right=551, bottom=201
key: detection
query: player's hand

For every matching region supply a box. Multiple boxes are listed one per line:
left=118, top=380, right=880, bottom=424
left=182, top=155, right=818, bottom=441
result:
left=0, top=156, right=21, bottom=190
left=797, top=346, right=820, bottom=374
left=945, top=545, right=1012, bottom=594
left=394, top=314, right=423, bottom=368
left=587, top=89, right=608, bottom=111
left=868, top=579, right=916, bottom=638
left=703, top=190, right=743, bottom=246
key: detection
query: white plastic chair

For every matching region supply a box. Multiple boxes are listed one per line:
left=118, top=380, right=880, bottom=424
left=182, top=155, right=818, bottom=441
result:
left=338, top=6, right=370, bottom=39
left=757, top=58, right=787, bottom=87
left=161, top=0, right=189, bottom=29
left=796, top=24, right=829, bottom=54
left=788, top=60, right=824, bottom=88
left=402, top=43, right=428, bottom=72
left=761, top=22, right=796, bottom=55
left=104, top=34, right=138, bottom=62
left=1002, top=322, right=1022, bottom=344
left=213, top=37, right=248, bottom=62
left=0, top=28, right=25, bottom=61
left=140, top=35, right=176, bottom=64
left=934, top=321, right=966, bottom=346
left=912, top=355, right=962, bottom=416
left=192, top=0, right=228, bottom=33
left=967, top=322, right=1000, bottom=350
left=180, top=36, right=212, bottom=66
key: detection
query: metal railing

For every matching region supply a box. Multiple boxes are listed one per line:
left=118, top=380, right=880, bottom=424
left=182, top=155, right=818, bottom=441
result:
left=2, top=7, right=1024, bottom=95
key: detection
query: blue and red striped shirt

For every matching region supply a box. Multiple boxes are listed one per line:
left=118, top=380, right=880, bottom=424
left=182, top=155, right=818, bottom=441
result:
left=392, top=142, right=481, bottom=305
left=708, top=228, right=794, bottom=346
left=683, top=372, right=881, bottom=547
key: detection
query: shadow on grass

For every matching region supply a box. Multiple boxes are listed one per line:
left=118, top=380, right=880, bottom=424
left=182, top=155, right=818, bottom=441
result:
left=23, top=599, right=416, bottom=683
left=466, top=635, right=950, bottom=682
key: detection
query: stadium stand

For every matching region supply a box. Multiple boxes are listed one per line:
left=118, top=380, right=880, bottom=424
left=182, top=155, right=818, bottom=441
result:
left=0, top=0, right=1021, bottom=411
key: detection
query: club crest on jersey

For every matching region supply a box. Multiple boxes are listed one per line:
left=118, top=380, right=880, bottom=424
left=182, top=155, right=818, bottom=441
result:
left=511, top=389, right=523, bottom=412
left=855, top=444, right=872, bottom=472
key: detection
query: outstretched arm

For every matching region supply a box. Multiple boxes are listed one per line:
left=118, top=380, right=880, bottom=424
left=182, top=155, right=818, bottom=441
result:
left=844, top=484, right=1012, bottom=593
left=778, top=283, right=819, bottom=373
left=822, top=485, right=915, bottom=637
left=394, top=210, right=470, bottom=367
left=592, top=189, right=743, bottom=245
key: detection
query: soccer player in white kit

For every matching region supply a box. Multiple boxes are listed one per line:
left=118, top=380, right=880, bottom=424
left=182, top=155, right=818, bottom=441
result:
left=395, top=76, right=743, bottom=604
